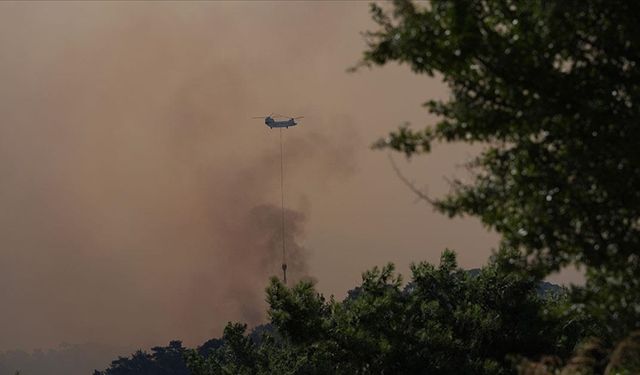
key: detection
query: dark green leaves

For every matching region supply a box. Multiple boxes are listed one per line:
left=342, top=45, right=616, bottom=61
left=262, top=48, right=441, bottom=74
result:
left=358, top=0, right=640, bottom=339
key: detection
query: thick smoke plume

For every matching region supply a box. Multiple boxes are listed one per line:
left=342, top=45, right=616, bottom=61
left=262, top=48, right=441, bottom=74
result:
left=0, top=3, right=357, bottom=352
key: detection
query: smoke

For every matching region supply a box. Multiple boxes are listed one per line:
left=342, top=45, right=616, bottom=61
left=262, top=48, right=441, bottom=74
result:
left=0, top=3, right=357, bottom=352
left=217, top=204, right=309, bottom=324
left=181, top=129, right=355, bottom=338
left=0, top=343, right=132, bottom=375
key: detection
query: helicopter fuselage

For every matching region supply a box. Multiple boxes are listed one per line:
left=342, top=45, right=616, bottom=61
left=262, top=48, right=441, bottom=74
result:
left=265, top=117, right=297, bottom=129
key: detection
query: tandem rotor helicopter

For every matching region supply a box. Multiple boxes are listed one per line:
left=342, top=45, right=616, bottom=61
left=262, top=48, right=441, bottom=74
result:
left=252, top=112, right=304, bottom=285
left=252, top=114, right=304, bottom=129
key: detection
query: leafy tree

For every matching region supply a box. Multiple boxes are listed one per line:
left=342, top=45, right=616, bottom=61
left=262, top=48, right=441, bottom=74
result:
left=356, top=0, right=640, bottom=339
left=94, top=341, right=189, bottom=375
left=188, top=251, right=580, bottom=375
left=186, top=322, right=319, bottom=375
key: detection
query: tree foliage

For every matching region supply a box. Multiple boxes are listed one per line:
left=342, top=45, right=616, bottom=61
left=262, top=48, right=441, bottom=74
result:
left=94, top=341, right=189, bottom=375
left=357, top=0, right=640, bottom=338
left=187, top=251, right=581, bottom=375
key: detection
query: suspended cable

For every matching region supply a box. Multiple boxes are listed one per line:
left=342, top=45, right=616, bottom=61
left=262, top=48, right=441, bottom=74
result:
left=252, top=114, right=302, bottom=285
left=280, top=128, right=287, bottom=284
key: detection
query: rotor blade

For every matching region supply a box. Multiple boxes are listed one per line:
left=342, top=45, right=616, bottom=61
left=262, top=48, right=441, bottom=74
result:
left=293, top=116, right=304, bottom=119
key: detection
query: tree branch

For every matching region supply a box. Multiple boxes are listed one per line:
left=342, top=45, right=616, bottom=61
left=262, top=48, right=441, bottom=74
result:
left=387, top=153, right=436, bottom=205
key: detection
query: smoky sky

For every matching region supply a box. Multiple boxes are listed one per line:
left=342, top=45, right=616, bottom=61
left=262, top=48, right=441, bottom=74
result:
left=0, top=2, right=359, bottom=351
left=0, top=1, right=582, bottom=354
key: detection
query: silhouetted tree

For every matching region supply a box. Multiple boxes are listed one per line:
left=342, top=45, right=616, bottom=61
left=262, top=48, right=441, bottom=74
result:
left=188, top=251, right=580, bottom=375
left=95, top=341, right=189, bottom=375
left=356, top=0, right=640, bottom=340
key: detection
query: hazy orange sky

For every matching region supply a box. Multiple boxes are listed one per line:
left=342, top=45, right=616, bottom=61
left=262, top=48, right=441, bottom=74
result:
left=0, top=2, right=578, bottom=352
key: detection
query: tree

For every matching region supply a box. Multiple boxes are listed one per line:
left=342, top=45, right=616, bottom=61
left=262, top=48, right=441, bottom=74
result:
left=357, top=0, right=640, bottom=339
left=188, top=251, right=581, bottom=375
left=95, top=341, right=189, bottom=375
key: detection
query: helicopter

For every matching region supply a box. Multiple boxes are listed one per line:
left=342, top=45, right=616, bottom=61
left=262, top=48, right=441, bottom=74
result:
left=252, top=114, right=303, bottom=129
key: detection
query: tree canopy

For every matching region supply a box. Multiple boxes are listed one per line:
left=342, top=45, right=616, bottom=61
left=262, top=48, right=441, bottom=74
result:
left=358, top=0, right=640, bottom=339
left=184, top=251, right=581, bottom=375
left=94, top=341, right=189, bottom=375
